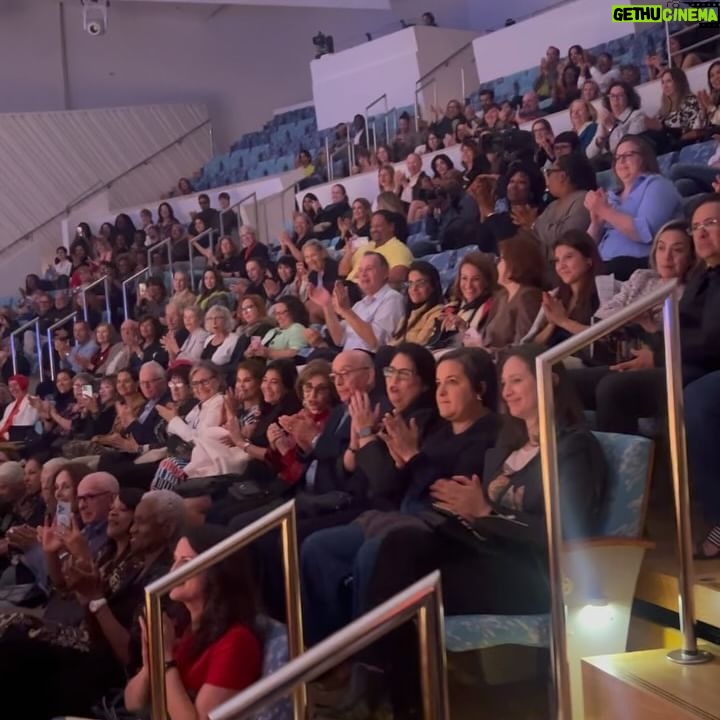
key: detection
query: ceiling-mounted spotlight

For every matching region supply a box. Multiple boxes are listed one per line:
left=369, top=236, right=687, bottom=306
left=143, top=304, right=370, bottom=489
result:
left=82, top=0, right=109, bottom=36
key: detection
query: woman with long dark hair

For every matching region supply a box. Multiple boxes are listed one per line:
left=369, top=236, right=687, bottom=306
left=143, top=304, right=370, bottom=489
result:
left=125, top=524, right=261, bottom=719
left=390, top=261, right=444, bottom=346
left=529, top=230, right=602, bottom=349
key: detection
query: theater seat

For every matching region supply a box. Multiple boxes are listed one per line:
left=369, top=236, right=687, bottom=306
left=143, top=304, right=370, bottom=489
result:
left=443, top=431, right=653, bottom=715
left=254, top=615, right=293, bottom=720
left=677, top=139, right=716, bottom=166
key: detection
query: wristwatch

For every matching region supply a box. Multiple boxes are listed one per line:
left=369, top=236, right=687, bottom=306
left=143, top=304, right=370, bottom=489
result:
left=89, top=597, right=107, bottom=614
left=357, top=427, right=374, bottom=439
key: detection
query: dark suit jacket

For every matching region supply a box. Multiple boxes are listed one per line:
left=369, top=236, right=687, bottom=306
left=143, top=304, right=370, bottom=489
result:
left=126, top=392, right=170, bottom=448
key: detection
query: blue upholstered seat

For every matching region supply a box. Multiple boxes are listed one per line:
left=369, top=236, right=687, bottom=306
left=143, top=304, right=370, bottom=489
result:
left=678, top=140, right=716, bottom=166
left=444, top=431, right=652, bottom=652
left=453, top=245, right=480, bottom=267
left=254, top=615, right=293, bottom=720
left=423, top=250, right=455, bottom=272
left=657, top=151, right=679, bottom=175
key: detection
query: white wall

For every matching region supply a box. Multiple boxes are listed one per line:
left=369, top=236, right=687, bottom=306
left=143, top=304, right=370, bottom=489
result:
left=472, top=0, right=632, bottom=84
left=311, top=26, right=478, bottom=129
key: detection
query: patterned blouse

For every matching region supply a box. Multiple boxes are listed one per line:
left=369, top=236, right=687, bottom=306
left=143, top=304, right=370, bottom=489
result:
left=660, top=94, right=705, bottom=133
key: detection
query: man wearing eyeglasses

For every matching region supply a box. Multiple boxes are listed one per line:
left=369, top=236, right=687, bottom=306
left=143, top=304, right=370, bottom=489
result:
left=75, top=472, right=119, bottom=556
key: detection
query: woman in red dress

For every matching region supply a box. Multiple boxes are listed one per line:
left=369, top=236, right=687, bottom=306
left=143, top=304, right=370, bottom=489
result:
left=125, top=525, right=262, bottom=720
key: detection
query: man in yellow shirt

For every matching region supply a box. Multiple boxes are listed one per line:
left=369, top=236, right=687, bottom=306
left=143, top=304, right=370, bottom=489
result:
left=339, top=210, right=414, bottom=287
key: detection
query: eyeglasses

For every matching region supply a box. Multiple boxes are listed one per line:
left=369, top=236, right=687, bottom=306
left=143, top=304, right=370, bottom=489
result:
left=168, top=380, right=187, bottom=389
left=77, top=491, right=112, bottom=503
left=383, top=367, right=416, bottom=381
left=406, top=279, right=429, bottom=289
left=329, top=367, right=371, bottom=383
left=241, top=305, right=256, bottom=313
left=274, top=308, right=289, bottom=316
left=543, top=166, right=561, bottom=176
left=690, top=217, right=720, bottom=234
left=608, top=92, right=626, bottom=100
left=614, top=151, right=640, bottom=163
left=190, top=377, right=215, bottom=389
left=303, top=382, right=331, bottom=395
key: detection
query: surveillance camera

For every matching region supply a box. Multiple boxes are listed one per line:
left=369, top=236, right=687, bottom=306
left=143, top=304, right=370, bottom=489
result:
left=86, top=20, right=104, bottom=36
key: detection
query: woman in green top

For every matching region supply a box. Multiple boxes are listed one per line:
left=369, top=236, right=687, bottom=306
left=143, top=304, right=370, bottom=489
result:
left=245, top=295, right=309, bottom=362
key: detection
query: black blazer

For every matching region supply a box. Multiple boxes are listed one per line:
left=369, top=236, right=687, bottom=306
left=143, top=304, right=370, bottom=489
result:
left=126, top=392, right=171, bottom=449
left=354, top=396, right=439, bottom=510
left=476, top=426, right=607, bottom=545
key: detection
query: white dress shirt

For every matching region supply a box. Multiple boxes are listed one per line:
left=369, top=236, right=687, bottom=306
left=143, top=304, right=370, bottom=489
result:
left=341, top=284, right=405, bottom=352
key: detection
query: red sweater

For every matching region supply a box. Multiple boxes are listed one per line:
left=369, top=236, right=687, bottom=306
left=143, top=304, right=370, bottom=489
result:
left=174, top=624, right=262, bottom=694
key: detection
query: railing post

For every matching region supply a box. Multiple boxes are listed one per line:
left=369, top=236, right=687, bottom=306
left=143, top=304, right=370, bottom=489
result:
left=34, top=320, right=44, bottom=383
left=103, top=276, right=111, bottom=324
left=663, top=289, right=713, bottom=665
left=209, top=572, right=449, bottom=720
left=536, top=356, right=571, bottom=719
left=145, top=501, right=305, bottom=720
left=324, top=136, right=333, bottom=182
left=10, top=334, right=17, bottom=375
left=46, top=311, right=77, bottom=381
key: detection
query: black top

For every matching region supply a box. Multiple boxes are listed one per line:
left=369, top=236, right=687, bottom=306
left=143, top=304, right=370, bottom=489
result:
left=401, top=412, right=502, bottom=513
left=476, top=426, right=607, bottom=545
left=217, top=255, right=244, bottom=276
left=238, top=243, right=270, bottom=280
left=353, top=395, right=439, bottom=510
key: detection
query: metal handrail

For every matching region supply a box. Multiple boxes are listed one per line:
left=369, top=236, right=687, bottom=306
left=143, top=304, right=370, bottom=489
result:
left=122, top=266, right=151, bottom=320
left=9, top=317, right=42, bottom=379
left=665, top=22, right=720, bottom=70
left=187, top=227, right=216, bottom=290
left=209, top=571, right=449, bottom=720
left=146, top=237, right=173, bottom=280
left=415, top=78, right=438, bottom=132
left=3, top=119, right=211, bottom=257
left=536, top=280, right=712, bottom=719
left=79, top=275, right=111, bottom=324
left=323, top=122, right=354, bottom=181
left=415, top=40, right=474, bottom=87
left=46, top=311, right=78, bottom=380
left=145, top=500, right=305, bottom=720
left=365, top=94, right=389, bottom=154
left=223, top=191, right=258, bottom=238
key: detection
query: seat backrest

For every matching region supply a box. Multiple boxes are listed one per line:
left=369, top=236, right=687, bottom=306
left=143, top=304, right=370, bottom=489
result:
left=254, top=615, right=293, bottom=720
left=592, top=431, right=653, bottom=538
left=678, top=139, right=716, bottom=165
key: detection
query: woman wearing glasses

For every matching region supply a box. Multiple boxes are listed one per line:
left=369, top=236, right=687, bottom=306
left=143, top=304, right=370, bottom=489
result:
left=532, top=153, right=596, bottom=258
left=200, top=306, right=242, bottom=371
left=389, top=261, right=444, bottom=346
left=586, top=81, right=646, bottom=169
left=152, top=361, right=225, bottom=491
left=244, top=296, right=309, bottom=363
left=584, top=135, right=683, bottom=280
left=233, top=294, right=274, bottom=358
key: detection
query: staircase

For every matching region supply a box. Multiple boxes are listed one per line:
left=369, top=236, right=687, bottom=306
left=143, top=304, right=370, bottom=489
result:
left=583, top=645, right=720, bottom=719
